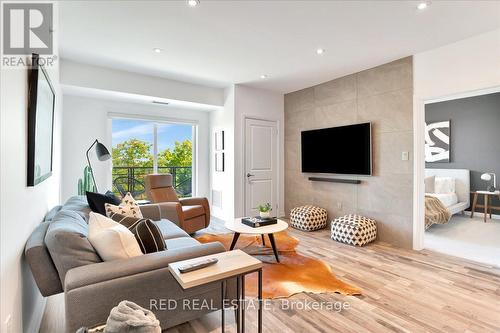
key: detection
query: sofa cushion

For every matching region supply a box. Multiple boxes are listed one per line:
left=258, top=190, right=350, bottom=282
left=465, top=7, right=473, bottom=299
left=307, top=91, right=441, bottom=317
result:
left=153, top=219, right=189, bottom=240
left=182, top=205, right=205, bottom=219
left=109, top=213, right=166, bottom=253
left=44, top=205, right=63, bottom=222
left=88, top=212, right=143, bottom=261
left=165, top=237, right=200, bottom=249
left=86, top=191, right=121, bottom=216
left=25, top=221, right=64, bottom=296
left=105, top=192, right=143, bottom=218
left=62, top=195, right=92, bottom=220
left=45, top=210, right=102, bottom=284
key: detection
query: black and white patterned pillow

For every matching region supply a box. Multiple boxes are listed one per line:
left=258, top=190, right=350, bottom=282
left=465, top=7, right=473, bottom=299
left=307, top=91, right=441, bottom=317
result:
left=109, top=212, right=166, bottom=253
left=105, top=192, right=143, bottom=218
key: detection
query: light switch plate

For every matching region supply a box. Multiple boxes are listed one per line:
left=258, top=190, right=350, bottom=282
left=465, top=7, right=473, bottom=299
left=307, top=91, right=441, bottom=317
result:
left=402, top=151, right=409, bottom=161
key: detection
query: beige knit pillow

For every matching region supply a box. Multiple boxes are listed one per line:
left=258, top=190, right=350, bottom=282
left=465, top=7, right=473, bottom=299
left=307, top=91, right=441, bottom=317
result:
left=105, top=192, right=143, bottom=218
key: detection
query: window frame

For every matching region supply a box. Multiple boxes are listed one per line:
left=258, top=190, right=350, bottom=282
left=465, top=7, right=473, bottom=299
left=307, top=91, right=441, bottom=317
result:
left=108, top=112, right=198, bottom=197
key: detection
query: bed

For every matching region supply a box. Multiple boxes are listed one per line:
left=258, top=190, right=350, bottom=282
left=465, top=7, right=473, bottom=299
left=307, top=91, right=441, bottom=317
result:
left=424, top=169, right=470, bottom=229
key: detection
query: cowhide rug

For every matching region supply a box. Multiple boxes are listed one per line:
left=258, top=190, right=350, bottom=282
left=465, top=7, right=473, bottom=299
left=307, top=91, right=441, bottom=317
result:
left=195, top=231, right=361, bottom=299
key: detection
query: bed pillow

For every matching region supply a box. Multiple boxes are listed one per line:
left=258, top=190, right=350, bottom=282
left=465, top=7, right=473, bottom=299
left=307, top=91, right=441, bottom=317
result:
left=105, top=192, right=143, bottom=218
left=424, top=176, right=435, bottom=193
left=434, top=177, right=455, bottom=194
left=88, top=212, right=143, bottom=261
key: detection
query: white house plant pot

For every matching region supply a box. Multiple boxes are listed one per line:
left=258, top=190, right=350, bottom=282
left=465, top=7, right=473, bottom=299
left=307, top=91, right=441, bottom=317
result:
left=259, top=211, right=270, bottom=218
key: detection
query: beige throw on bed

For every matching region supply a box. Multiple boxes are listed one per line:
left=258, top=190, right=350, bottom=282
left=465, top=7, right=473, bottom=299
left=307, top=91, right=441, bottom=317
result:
left=425, top=195, right=451, bottom=229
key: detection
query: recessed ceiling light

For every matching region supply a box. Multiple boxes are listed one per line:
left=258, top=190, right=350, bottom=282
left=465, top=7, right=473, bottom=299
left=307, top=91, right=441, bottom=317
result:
left=153, top=48, right=162, bottom=53
left=260, top=74, right=268, bottom=79
left=316, top=48, right=325, bottom=55
left=417, top=2, right=429, bottom=10
left=187, top=0, right=199, bottom=7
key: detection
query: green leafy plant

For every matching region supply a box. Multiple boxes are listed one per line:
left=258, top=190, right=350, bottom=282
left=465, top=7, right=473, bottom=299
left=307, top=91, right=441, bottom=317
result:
left=258, top=203, right=272, bottom=213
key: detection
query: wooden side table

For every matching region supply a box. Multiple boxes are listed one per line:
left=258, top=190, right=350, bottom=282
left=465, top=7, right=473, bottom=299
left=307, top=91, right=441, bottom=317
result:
left=169, top=250, right=263, bottom=333
left=470, top=191, right=500, bottom=222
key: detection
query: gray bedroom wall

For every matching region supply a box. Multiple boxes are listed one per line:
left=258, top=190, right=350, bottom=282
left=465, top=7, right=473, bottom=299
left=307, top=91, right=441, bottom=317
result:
left=426, top=92, right=500, bottom=214
left=285, top=57, right=414, bottom=249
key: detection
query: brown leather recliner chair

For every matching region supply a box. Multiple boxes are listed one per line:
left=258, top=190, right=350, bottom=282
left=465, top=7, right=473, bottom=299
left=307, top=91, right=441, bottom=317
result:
left=144, top=174, right=210, bottom=234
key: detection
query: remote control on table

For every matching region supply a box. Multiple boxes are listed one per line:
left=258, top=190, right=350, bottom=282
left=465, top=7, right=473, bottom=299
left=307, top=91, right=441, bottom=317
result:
left=178, top=258, right=219, bottom=273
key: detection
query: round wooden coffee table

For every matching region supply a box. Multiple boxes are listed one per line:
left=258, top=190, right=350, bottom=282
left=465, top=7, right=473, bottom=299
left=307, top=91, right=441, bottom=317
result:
left=225, top=218, right=289, bottom=262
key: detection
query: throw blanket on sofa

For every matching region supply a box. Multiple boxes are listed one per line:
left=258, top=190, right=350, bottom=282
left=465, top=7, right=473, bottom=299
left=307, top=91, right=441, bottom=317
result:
left=425, top=195, right=451, bottom=230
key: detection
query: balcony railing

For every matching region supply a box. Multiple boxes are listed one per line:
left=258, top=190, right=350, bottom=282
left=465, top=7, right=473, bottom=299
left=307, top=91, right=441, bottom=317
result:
left=112, top=166, right=192, bottom=199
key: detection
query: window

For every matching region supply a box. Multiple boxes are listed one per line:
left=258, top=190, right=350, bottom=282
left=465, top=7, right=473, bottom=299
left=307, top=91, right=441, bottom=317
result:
left=111, top=118, right=194, bottom=199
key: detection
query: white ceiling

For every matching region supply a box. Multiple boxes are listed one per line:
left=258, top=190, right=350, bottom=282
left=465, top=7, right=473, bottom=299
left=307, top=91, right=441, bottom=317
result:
left=59, top=0, right=500, bottom=93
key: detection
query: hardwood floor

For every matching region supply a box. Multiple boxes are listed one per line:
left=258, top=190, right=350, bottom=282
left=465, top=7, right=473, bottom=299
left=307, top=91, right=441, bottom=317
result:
left=40, top=218, right=500, bottom=333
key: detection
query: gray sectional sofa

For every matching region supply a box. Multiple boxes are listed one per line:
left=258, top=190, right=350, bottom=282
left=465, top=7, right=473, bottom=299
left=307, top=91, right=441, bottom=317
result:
left=25, top=196, right=234, bottom=332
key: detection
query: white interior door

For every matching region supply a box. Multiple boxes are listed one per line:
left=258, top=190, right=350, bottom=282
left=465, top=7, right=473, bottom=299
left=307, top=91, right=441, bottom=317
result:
left=245, top=118, right=278, bottom=217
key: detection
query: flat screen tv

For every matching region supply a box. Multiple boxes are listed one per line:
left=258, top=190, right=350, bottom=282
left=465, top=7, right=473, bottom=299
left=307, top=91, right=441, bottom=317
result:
left=301, top=123, right=372, bottom=175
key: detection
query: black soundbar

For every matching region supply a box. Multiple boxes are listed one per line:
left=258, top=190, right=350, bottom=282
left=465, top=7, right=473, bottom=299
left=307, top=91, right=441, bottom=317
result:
left=308, top=177, right=361, bottom=184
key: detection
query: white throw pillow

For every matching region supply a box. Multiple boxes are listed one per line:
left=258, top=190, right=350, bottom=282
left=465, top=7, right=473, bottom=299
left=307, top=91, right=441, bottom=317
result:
left=105, top=192, right=143, bottom=218
left=424, top=176, right=435, bottom=193
left=88, top=212, right=143, bottom=261
left=434, top=177, right=455, bottom=194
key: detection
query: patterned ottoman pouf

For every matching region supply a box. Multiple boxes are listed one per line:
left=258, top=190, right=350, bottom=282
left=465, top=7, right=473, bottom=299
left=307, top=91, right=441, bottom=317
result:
left=290, top=205, right=328, bottom=231
left=331, top=214, right=377, bottom=246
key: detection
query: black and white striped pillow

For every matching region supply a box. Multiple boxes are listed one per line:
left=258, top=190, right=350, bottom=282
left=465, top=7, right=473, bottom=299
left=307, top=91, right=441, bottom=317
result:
left=109, top=213, right=166, bottom=253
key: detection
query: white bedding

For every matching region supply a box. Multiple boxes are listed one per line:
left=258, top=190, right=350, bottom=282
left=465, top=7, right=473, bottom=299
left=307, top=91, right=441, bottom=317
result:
left=425, top=193, right=458, bottom=208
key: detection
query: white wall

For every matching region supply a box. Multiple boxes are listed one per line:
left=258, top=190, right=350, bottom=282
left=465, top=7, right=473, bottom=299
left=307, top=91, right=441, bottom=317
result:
left=61, top=60, right=225, bottom=107
left=412, top=29, right=500, bottom=249
left=414, top=29, right=500, bottom=100
left=61, top=95, right=211, bottom=202
left=0, top=5, right=61, bottom=333
left=234, top=85, right=285, bottom=217
left=209, top=87, right=235, bottom=219
left=209, top=85, right=285, bottom=220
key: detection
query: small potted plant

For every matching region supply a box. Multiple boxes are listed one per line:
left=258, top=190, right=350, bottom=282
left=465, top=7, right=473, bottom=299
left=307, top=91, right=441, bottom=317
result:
left=258, top=203, right=272, bottom=218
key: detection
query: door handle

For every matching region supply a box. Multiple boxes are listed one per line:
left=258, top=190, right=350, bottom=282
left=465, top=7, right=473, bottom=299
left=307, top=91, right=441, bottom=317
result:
left=247, top=173, right=255, bottom=178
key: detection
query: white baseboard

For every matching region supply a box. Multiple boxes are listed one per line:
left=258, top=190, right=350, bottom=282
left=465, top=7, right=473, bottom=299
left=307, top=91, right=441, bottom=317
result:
left=26, top=297, right=46, bottom=333
left=463, top=211, right=500, bottom=220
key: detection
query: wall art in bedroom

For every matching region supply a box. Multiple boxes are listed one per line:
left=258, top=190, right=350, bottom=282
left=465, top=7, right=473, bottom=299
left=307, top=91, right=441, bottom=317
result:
left=425, top=120, right=450, bottom=163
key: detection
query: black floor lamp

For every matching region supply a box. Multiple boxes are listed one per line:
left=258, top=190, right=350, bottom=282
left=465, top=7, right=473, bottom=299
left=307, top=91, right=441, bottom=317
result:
left=86, top=139, right=111, bottom=192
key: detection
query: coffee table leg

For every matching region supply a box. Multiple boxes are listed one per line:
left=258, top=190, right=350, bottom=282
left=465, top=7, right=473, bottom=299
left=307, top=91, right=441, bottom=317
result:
left=230, top=232, right=240, bottom=250
left=268, top=233, right=280, bottom=263
left=258, top=269, right=262, bottom=333
left=261, top=234, right=266, bottom=246
left=221, top=280, right=225, bottom=333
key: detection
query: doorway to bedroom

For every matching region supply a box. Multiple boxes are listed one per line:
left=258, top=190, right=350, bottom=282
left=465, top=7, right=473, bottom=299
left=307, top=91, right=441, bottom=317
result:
left=423, top=92, right=500, bottom=266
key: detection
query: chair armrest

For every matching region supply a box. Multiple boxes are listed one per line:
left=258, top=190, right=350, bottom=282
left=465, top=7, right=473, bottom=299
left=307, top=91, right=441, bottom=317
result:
left=180, top=197, right=210, bottom=227
left=64, top=242, right=225, bottom=291
left=179, top=197, right=208, bottom=206
left=140, top=202, right=183, bottom=225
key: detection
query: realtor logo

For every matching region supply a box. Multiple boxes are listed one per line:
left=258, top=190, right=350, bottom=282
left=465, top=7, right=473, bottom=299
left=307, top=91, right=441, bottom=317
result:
left=2, top=3, right=53, bottom=55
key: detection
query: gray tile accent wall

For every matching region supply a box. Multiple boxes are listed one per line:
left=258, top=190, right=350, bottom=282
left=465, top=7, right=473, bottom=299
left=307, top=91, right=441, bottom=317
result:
left=285, top=57, right=414, bottom=248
